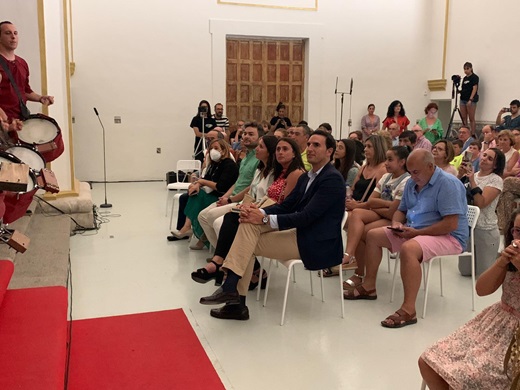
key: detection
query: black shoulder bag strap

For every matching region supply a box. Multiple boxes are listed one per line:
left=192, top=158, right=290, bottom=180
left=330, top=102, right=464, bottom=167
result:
left=0, top=56, right=31, bottom=120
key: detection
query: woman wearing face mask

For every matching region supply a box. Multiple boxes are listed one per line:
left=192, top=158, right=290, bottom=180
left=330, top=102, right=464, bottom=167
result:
left=178, top=139, right=239, bottom=249
left=418, top=103, right=443, bottom=144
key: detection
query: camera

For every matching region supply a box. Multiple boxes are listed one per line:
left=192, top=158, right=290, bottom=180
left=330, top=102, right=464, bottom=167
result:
left=462, top=150, right=472, bottom=164
left=504, top=107, right=512, bottom=113
left=451, top=74, right=461, bottom=86
left=198, top=105, right=208, bottom=118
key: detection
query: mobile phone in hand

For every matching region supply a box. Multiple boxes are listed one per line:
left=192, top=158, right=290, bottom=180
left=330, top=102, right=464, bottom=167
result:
left=387, top=227, right=404, bottom=233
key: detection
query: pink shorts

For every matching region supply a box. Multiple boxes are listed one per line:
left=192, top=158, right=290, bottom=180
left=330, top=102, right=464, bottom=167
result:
left=384, top=229, right=463, bottom=263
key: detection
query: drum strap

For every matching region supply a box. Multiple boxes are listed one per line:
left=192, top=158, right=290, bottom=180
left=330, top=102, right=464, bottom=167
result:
left=0, top=56, right=31, bottom=120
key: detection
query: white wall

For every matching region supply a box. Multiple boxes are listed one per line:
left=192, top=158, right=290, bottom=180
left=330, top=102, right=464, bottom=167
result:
left=71, top=0, right=432, bottom=181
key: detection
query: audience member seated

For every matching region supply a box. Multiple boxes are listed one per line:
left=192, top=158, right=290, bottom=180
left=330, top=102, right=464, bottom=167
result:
left=450, top=139, right=464, bottom=170
left=418, top=102, right=443, bottom=144
left=361, top=103, right=380, bottom=140
left=341, top=146, right=410, bottom=290
left=260, top=120, right=270, bottom=134
left=353, top=139, right=365, bottom=165
left=398, top=130, right=416, bottom=148
left=177, top=139, right=239, bottom=249
left=197, top=131, right=345, bottom=321
left=194, top=123, right=261, bottom=248
left=287, top=124, right=312, bottom=171
left=270, top=101, right=292, bottom=132
left=496, top=99, right=520, bottom=131
left=231, top=120, right=246, bottom=150
left=458, top=126, right=475, bottom=151
left=513, top=128, right=520, bottom=151
left=388, top=123, right=400, bottom=147
left=191, top=136, right=305, bottom=288
left=349, top=130, right=364, bottom=142
left=432, top=140, right=458, bottom=176
left=344, top=150, right=468, bottom=329
left=273, top=128, right=287, bottom=139
left=480, top=124, right=497, bottom=151
left=497, top=130, right=520, bottom=177
left=419, top=209, right=520, bottom=389
left=458, top=148, right=504, bottom=276
left=382, top=100, right=410, bottom=133
left=376, top=129, right=393, bottom=150
left=317, top=122, right=332, bottom=134
left=334, top=139, right=360, bottom=187
left=322, top=135, right=387, bottom=277
left=412, top=125, right=432, bottom=151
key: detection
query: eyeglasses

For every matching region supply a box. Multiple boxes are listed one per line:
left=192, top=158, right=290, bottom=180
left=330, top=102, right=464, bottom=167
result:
left=511, top=227, right=520, bottom=236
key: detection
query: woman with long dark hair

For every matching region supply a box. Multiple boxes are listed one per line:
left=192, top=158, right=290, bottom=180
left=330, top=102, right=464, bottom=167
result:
left=190, top=100, right=217, bottom=162
left=334, top=139, right=359, bottom=187
left=420, top=208, right=520, bottom=390
left=382, top=100, right=410, bottom=133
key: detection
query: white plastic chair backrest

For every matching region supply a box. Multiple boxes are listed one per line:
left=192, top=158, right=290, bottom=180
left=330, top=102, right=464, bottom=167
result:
left=176, top=160, right=201, bottom=181
left=466, top=205, right=480, bottom=229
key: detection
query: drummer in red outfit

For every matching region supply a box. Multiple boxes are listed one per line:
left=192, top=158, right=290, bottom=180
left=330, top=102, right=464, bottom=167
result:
left=0, top=21, right=54, bottom=139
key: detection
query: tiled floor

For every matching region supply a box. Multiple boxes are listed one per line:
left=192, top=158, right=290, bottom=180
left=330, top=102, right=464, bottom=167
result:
left=70, top=182, right=500, bottom=390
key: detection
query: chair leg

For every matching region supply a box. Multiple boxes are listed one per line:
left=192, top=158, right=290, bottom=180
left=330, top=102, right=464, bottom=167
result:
left=339, top=264, right=345, bottom=318
left=386, top=249, right=391, bottom=273
left=309, top=266, right=314, bottom=296
left=263, top=259, right=273, bottom=307
left=471, top=253, right=476, bottom=311
left=390, top=254, right=400, bottom=303
left=256, top=257, right=264, bottom=302
left=420, top=379, right=427, bottom=390
left=281, top=263, right=293, bottom=325
left=319, top=268, right=324, bottom=302
left=422, top=260, right=434, bottom=319
left=292, top=266, right=296, bottom=283
left=439, top=259, right=444, bottom=297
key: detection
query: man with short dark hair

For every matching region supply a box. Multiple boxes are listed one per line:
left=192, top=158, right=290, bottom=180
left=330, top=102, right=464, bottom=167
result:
left=199, top=130, right=346, bottom=320
left=496, top=100, right=520, bottom=131
left=213, top=103, right=229, bottom=134
left=345, top=149, right=468, bottom=328
left=0, top=21, right=54, bottom=137
left=196, top=122, right=262, bottom=247
left=399, top=130, right=417, bottom=148
left=288, top=124, right=312, bottom=171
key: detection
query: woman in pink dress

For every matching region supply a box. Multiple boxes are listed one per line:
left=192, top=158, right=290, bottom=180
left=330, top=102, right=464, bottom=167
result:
left=419, top=209, right=520, bottom=389
left=360, top=104, right=380, bottom=140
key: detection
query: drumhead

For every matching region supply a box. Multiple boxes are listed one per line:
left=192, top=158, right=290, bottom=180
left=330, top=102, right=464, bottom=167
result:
left=19, top=117, right=59, bottom=144
left=0, top=153, right=36, bottom=193
left=6, top=145, right=46, bottom=171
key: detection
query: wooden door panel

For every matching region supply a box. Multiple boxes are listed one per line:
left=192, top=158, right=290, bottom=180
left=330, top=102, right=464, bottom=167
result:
left=227, top=38, right=304, bottom=125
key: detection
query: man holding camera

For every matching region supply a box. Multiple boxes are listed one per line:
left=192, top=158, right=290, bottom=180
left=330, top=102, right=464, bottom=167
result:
left=496, top=100, right=520, bottom=131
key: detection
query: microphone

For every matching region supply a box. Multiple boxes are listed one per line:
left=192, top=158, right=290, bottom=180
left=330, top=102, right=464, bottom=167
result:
left=335, top=77, right=338, bottom=94
left=93, top=107, right=112, bottom=208
left=349, top=78, right=353, bottom=95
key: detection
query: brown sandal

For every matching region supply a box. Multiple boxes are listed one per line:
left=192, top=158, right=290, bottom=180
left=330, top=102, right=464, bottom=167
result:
left=343, top=285, right=377, bottom=300
left=381, top=309, right=417, bottom=328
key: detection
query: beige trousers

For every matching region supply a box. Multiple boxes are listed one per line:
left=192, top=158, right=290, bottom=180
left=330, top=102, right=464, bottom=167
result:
left=198, top=202, right=237, bottom=247
left=223, top=223, right=300, bottom=295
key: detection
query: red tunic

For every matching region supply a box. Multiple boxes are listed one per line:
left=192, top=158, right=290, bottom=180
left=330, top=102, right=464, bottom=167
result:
left=0, top=55, right=33, bottom=121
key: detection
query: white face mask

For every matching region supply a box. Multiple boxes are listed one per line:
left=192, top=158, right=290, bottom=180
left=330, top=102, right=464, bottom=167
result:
left=210, top=149, right=222, bottom=162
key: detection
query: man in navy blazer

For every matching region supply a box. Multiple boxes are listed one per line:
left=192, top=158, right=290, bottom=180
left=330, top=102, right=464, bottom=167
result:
left=199, top=130, right=346, bottom=320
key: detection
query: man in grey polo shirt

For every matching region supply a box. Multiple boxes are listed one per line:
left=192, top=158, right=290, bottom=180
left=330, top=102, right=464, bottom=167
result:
left=198, top=122, right=262, bottom=247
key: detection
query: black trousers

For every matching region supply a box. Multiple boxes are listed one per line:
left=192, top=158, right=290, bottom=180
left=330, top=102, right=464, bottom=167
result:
left=214, top=212, right=240, bottom=258
left=175, top=192, right=189, bottom=230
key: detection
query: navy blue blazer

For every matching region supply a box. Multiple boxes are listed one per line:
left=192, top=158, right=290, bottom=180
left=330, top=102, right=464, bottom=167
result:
left=264, top=162, right=346, bottom=270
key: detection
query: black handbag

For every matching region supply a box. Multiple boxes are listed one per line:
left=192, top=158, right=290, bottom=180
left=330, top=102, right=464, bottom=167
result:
left=0, top=56, right=31, bottom=120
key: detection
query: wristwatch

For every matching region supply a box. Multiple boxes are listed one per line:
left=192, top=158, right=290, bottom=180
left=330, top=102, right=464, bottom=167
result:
left=262, top=215, right=269, bottom=225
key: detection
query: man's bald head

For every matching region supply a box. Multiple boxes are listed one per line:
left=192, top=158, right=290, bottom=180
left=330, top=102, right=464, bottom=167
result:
left=407, top=149, right=435, bottom=188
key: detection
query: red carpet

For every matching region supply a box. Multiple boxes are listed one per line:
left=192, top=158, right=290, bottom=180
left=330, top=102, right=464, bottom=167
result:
left=0, top=286, right=68, bottom=390
left=67, top=309, right=225, bottom=390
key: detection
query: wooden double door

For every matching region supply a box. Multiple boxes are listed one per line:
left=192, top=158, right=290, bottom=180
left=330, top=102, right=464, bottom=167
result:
left=226, top=37, right=305, bottom=127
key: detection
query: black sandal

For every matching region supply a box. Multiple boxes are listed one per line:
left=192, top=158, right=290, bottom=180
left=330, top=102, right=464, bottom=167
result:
left=191, top=261, right=224, bottom=286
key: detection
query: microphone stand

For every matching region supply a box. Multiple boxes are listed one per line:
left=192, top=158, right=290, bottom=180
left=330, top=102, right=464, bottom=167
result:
left=335, top=77, right=354, bottom=139
left=94, top=107, right=112, bottom=208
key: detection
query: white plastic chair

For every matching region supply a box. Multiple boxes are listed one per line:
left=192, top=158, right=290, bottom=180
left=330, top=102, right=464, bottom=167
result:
left=165, top=160, right=201, bottom=229
left=260, top=212, right=347, bottom=325
left=390, top=205, right=480, bottom=319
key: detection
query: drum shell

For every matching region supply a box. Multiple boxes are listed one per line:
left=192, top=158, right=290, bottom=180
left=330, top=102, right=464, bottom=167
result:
left=15, top=113, right=64, bottom=163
